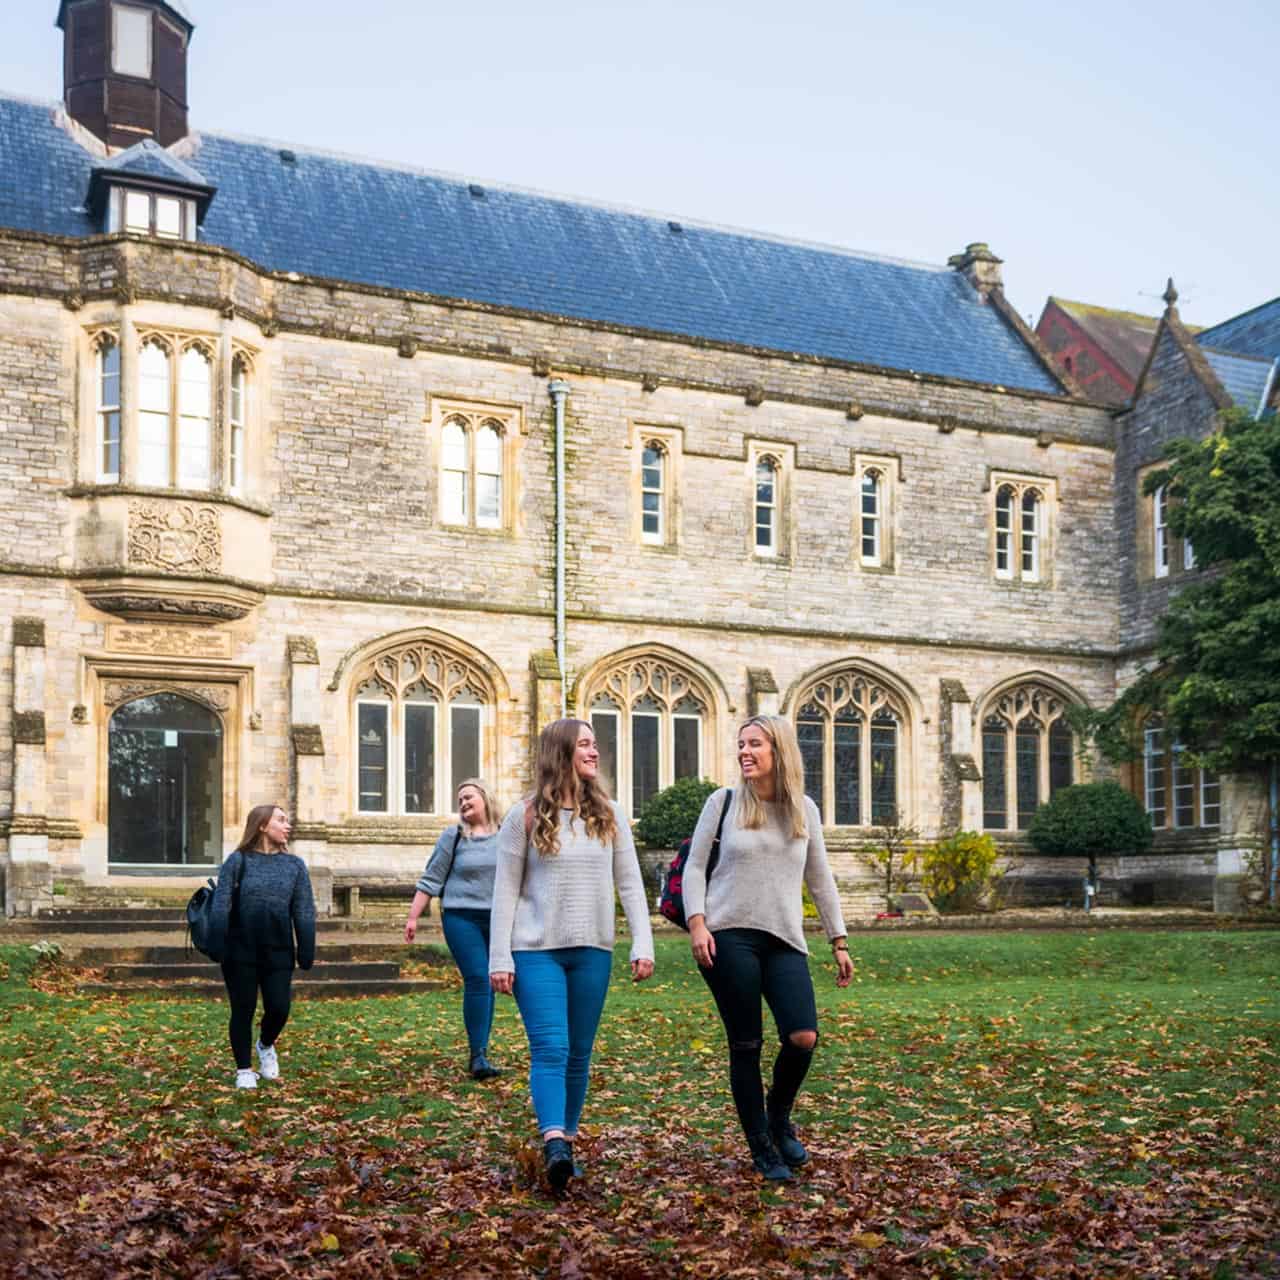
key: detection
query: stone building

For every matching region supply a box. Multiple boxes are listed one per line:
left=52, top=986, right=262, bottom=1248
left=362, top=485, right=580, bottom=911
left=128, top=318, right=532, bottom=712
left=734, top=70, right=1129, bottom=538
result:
left=0, top=1, right=1262, bottom=916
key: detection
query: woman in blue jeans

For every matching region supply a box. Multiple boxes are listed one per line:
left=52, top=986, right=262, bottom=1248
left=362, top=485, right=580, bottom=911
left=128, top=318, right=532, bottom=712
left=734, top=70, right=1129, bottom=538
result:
left=405, top=778, right=503, bottom=1080
left=489, top=718, right=655, bottom=1191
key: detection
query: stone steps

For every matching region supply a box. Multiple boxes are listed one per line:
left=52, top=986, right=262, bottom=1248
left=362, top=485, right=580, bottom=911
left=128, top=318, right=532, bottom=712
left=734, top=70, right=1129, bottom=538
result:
left=99, top=960, right=404, bottom=982
left=76, top=977, right=448, bottom=999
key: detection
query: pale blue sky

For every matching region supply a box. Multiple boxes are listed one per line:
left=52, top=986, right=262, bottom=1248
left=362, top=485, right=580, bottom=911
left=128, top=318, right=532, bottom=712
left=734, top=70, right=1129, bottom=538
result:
left=2, top=0, right=1275, bottom=328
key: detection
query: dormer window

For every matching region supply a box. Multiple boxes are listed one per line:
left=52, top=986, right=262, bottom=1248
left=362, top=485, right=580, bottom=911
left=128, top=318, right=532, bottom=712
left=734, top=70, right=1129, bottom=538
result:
left=110, top=188, right=194, bottom=240
left=112, top=4, right=153, bottom=79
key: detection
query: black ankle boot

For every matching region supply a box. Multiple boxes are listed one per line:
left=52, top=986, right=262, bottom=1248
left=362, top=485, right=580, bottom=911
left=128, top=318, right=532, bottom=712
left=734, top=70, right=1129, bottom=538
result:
left=746, top=1131, right=793, bottom=1181
left=543, top=1137, right=574, bottom=1191
left=469, top=1052, right=502, bottom=1081
left=766, top=1090, right=809, bottom=1167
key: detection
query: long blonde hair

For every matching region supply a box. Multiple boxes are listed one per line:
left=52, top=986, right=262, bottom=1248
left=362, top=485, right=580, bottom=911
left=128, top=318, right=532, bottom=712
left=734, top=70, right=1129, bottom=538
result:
left=528, top=718, right=617, bottom=856
left=456, top=777, right=500, bottom=833
left=735, top=715, right=809, bottom=838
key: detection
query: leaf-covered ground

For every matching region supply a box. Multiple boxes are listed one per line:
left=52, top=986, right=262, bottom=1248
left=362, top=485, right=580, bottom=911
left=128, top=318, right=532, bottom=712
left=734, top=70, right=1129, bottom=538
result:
left=1, top=929, right=1278, bottom=1278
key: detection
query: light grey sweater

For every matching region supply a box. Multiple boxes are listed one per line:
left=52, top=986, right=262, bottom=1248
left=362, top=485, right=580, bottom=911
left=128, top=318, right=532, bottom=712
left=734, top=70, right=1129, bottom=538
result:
left=682, top=787, right=847, bottom=954
left=488, top=800, right=655, bottom=975
left=415, top=824, right=498, bottom=912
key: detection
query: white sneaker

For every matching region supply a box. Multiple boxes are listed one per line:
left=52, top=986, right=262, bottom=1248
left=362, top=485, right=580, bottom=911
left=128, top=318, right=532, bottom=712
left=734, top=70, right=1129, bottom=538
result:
left=256, top=1040, right=279, bottom=1080
left=235, top=1068, right=258, bottom=1090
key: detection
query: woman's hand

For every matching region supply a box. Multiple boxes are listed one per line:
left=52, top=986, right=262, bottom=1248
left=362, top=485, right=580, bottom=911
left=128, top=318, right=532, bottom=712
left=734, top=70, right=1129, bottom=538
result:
left=403, top=917, right=417, bottom=944
left=834, top=947, right=854, bottom=988
left=491, top=971, right=514, bottom=995
left=631, top=957, right=654, bottom=983
left=689, top=917, right=715, bottom=969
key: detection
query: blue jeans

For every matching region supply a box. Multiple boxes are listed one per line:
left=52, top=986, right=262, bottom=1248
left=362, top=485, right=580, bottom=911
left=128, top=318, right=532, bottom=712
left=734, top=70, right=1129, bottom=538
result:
left=441, top=908, right=495, bottom=1057
left=512, top=947, right=613, bottom=1136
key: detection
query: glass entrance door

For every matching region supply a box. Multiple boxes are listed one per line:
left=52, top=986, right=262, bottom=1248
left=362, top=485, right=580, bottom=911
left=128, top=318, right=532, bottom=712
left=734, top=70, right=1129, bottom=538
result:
left=108, top=693, right=223, bottom=866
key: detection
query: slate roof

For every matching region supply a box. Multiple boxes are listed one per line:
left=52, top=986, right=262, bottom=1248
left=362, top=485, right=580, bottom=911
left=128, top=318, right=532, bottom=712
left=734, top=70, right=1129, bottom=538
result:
left=0, top=92, right=1064, bottom=394
left=95, top=137, right=211, bottom=187
left=1201, top=349, right=1276, bottom=416
left=1196, top=297, right=1280, bottom=361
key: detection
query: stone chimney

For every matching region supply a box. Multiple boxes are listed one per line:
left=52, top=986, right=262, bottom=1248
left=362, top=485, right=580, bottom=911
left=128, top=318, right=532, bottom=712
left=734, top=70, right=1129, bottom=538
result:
left=948, top=242, right=1004, bottom=296
left=57, top=0, right=195, bottom=149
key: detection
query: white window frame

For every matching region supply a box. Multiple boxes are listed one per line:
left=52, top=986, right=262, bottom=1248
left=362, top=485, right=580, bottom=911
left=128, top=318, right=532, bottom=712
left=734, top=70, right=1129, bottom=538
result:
left=432, top=400, right=519, bottom=532
left=112, top=3, right=152, bottom=78
left=1154, top=485, right=1170, bottom=579
left=228, top=354, right=250, bottom=495
left=855, top=453, right=897, bottom=570
left=990, top=472, right=1054, bottom=585
left=640, top=441, right=666, bottom=545
left=630, top=424, right=682, bottom=549
left=109, top=188, right=195, bottom=242
left=134, top=333, right=215, bottom=490
left=96, top=333, right=121, bottom=483
left=754, top=454, right=779, bottom=557
left=1143, top=718, right=1167, bottom=827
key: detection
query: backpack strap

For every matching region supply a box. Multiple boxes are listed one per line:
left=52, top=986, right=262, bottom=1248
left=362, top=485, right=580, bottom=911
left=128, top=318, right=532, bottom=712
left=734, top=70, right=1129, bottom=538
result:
left=706, top=788, right=734, bottom=880
left=439, top=824, right=465, bottom=892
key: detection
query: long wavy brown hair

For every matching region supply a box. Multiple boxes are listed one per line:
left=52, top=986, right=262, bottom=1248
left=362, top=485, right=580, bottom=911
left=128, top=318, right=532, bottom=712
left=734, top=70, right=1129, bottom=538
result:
left=235, top=803, right=286, bottom=854
left=528, top=718, right=617, bottom=856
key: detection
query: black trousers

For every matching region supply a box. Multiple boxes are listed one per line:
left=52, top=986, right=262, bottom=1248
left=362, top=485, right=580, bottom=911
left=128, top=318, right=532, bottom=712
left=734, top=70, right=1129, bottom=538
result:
left=699, top=928, right=819, bottom=1140
left=220, top=955, right=294, bottom=1070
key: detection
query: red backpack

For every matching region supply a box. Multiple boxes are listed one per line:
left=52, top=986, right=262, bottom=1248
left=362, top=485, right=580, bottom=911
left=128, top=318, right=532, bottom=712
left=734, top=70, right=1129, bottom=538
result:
left=658, top=791, right=732, bottom=930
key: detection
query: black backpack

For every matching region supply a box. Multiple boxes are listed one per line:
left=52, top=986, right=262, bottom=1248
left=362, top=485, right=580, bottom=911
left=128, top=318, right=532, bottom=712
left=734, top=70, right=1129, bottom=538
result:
left=427, top=826, right=465, bottom=913
left=186, top=852, right=245, bottom=960
left=658, top=790, right=732, bottom=930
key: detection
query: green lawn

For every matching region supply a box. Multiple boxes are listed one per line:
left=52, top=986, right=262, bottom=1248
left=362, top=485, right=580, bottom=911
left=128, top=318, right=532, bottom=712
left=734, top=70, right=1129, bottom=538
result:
left=2, top=930, right=1278, bottom=1277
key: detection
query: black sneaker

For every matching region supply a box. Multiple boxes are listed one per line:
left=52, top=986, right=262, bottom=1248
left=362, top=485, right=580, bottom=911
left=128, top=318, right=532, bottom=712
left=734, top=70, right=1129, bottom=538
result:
left=543, top=1137, right=574, bottom=1192
left=469, top=1053, right=502, bottom=1081
left=747, top=1131, right=793, bottom=1182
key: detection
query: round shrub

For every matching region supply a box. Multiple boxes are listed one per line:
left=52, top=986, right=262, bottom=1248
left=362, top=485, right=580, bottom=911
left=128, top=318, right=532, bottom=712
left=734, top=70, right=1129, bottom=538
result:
left=1027, top=781, right=1154, bottom=857
left=635, top=776, right=720, bottom=849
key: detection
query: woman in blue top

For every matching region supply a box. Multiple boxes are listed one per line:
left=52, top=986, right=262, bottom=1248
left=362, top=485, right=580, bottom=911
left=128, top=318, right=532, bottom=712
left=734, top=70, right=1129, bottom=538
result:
left=405, top=777, right=504, bottom=1080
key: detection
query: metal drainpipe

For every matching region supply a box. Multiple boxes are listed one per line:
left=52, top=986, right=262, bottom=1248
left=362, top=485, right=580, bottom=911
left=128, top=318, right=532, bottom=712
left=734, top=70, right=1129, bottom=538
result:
left=548, top=379, right=570, bottom=718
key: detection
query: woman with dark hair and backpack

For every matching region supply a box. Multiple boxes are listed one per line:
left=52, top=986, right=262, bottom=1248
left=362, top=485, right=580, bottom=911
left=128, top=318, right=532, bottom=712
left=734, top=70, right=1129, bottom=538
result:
left=683, top=715, right=852, bottom=1181
left=404, top=777, right=504, bottom=1080
left=208, top=803, right=316, bottom=1090
left=489, top=718, right=655, bottom=1192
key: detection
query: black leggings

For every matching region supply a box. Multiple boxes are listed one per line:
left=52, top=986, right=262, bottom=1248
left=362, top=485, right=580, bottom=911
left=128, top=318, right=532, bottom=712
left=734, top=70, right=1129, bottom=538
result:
left=699, top=928, right=818, bottom=1139
left=220, top=959, right=294, bottom=1070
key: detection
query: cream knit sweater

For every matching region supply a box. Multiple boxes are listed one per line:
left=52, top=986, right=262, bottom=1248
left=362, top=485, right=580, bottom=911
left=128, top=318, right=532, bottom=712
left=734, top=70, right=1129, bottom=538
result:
left=488, top=800, right=655, bottom=975
left=682, top=787, right=846, bottom=954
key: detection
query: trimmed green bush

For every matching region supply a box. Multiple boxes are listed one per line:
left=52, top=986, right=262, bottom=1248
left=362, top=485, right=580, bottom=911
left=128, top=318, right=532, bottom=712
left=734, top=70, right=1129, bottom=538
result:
left=1027, top=781, right=1154, bottom=857
left=919, top=831, right=1000, bottom=913
left=635, top=777, right=720, bottom=849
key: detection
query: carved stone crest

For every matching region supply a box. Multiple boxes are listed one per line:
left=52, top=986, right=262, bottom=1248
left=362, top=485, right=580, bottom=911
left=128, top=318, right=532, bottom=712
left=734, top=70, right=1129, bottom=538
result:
left=128, top=502, right=222, bottom=574
left=102, top=680, right=232, bottom=712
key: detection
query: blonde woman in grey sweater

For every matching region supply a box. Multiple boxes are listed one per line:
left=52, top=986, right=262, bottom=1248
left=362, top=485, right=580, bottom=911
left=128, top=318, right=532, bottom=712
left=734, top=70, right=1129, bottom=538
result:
left=489, top=718, right=655, bottom=1192
left=684, top=714, right=853, bottom=1181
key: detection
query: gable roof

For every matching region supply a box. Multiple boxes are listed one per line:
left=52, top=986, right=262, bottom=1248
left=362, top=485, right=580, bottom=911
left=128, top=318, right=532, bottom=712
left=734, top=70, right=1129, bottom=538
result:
left=96, top=137, right=210, bottom=187
left=1195, top=297, right=1280, bottom=361
left=1047, top=298, right=1160, bottom=383
left=0, top=93, right=1064, bottom=395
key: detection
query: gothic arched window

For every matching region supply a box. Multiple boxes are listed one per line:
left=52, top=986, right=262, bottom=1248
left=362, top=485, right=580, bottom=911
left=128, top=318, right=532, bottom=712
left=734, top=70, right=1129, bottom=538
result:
left=108, top=692, right=223, bottom=866
left=352, top=639, right=493, bottom=814
left=582, top=653, right=712, bottom=815
left=440, top=413, right=506, bottom=529
left=981, top=682, right=1075, bottom=829
left=794, top=670, right=908, bottom=826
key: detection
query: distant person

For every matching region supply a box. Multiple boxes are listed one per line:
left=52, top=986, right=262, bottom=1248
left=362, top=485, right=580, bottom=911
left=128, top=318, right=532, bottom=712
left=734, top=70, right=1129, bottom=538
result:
left=209, top=804, right=316, bottom=1089
left=404, top=778, right=504, bottom=1080
left=489, top=718, right=655, bottom=1192
left=683, top=715, right=852, bottom=1180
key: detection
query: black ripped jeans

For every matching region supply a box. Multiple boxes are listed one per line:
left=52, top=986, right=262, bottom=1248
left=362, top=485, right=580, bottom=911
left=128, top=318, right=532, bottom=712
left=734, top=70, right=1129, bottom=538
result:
left=698, top=928, right=818, bottom=1140
left=220, top=946, right=295, bottom=1070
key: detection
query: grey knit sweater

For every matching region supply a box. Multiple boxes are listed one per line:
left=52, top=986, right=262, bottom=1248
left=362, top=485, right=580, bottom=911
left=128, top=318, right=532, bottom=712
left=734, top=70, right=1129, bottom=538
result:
left=682, top=787, right=846, bottom=954
left=209, top=849, right=317, bottom=969
left=488, top=801, right=655, bottom=975
left=415, top=824, right=498, bottom=911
